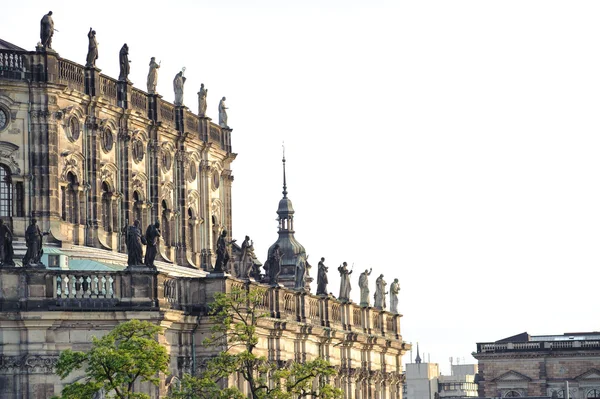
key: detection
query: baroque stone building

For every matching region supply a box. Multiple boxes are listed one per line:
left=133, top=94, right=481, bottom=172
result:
left=474, top=332, right=600, bottom=399
left=0, top=23, right=408, bottom=399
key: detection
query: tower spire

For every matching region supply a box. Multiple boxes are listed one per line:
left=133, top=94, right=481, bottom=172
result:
left=282, top=142, right=288, bottom=198
left=415, top=342, right=422, bottom=364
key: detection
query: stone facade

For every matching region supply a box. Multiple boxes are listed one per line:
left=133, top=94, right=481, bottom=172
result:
left=474, top=332, right=600, bottom=399
left=0, top=39, right=409, bottom=398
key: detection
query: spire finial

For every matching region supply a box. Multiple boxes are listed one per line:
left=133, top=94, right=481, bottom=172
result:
left=282, top=142, right=288, bottom=198
left=415, top=342, right=422, bottom=364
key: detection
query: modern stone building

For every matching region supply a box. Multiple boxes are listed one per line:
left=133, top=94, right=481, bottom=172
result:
left=0, top=18, right=409, bottom=399
left=474, top=332, right=600, bottom=399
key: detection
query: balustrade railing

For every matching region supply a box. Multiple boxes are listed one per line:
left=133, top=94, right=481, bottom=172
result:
left=53, top=272, right=119, bottom=300
left=131, top=88, right=148, bottom=113
left=99, top=75, right=117, bottom=105
left=0, top=51, right=25, bottom=71
left=185, top=111, right=199, bottom=132
left=159, top=100, right=175, bottom=128
left=57, top=58, right=84, bottom=92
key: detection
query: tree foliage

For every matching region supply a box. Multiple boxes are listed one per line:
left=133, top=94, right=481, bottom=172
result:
left=168, top=285, right=343, bottom=399
left=53, top=319, right=169, bottom=399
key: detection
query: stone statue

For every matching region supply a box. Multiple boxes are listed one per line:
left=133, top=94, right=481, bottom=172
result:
left=218, top=97, right=228, bottom=128
left=374, top=274, right=387, bottom=310
left=358, top=268, right=372, bottom=307
left=214, top=230, right=235, bottom=273
left=23, top=219, right=47, bottom=266
left=147, top=57, right=160, bottom=94
left=173, top=70, right=186, bottom=106
left=0, top=220, right=14, bottom=266
left=144, top=221, right=161, bottom=268
left=126, top=220, right=144, bottom=266
left=295, top=256, right=306, bottom=290
left=118, top=43, right=130, bottom=81
left=316, top=257, right=328, bottom=295
left=40, top=11, right=54, bottom=49
left=264, top=244, right=282, bottom=285
left=86, top=28, right=98, bottom=68
left=390, top=278, right=400, bottom=313
left=338, top=262, right=353, bottom=302
left=198, top=83, right=208, bottom=117
left=239, top=235, right=254, bottom=278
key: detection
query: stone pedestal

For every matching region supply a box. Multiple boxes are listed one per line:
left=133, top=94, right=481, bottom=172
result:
left=117, top=80, right=133, bottom=109
left=84, top=66, right=101, bottom=97
left=148, top=94, right=162, bottom=122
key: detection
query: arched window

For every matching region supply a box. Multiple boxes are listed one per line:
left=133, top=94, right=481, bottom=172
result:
left=0, top=164, right=12, bottom=225
left=505, top=391, right=521, bottom=398
left=133, top=191, right=142, bottom=227
left=101, top=182, right=112, bottom=232
left=161, top=200, right=170, bottom=246
left=587, top=390, right=600, bottom=399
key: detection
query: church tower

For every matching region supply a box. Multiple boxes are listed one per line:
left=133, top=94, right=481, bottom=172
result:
left=266, top=151, right=307, bottom=289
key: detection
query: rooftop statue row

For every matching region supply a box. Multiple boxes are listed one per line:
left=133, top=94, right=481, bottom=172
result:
left=39, top=11, right=230, bottom=127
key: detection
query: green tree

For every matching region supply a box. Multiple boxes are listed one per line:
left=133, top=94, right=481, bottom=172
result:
left=53, top=319, right=169, bottom=399
left=168, top=285, right=343, bottom=399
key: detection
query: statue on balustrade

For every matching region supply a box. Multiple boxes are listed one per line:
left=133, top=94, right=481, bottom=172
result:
left=126, top=220, right=145, bottom=266
left=198, top=84, right=208, bottom=117
left=374, top=274, right=387, bottom=310
left=23, top=219, right=48, bottom=267
left=316, top=257, right=328, bottom=295
left=214, top=230, right=235, bottom=273
left=40, top=11, right=54, bottom=49
left=338, top=262, right=352, bottom=302
left=295, top=256, right=307, bottom=291
left=173, top=69, right=186, bottom=106
left=264, top=244, right=282, bottom=285
left=147, top=57, right=160, bottom=94
left=86, top=28, right=98, bottom=68
left=144, top=221, right=161, bottom=268
left=358, top=268, right=372, bottom=307
left=239, top=235, right=254, bottom=278
left=219, top=97, right=229, bottom=128
left=390, top=278, right=400, bottom=314
left=0, top=219, right=14, bottom=266
left=118, top=43, right=130, bottom=81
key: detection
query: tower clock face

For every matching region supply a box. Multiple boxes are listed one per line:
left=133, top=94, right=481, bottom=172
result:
left=0, top=109, right=7, bottom=130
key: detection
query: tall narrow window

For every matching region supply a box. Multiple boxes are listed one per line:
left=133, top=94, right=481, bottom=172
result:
left=133, top=191, right=142, bottom=226
left=66, top=172, right=78, bottom=224
left=161, top=200, right=170, bottom=246
left=101, top=182, right=111, bottom=232
left=15, top=182, right=23, bottom=217
left=0, top=164, right=12, bottom=226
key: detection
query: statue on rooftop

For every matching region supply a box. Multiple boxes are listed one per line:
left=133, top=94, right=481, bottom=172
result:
left=218, top=97, right=228, bottom=128
left=118, top=43, right=130, bottom=81
left=374, top=274, right=387, bottom=310
left=338, top=262, right=352, bottom=302
left=23, top=219, right=48, bottom=267
left=86, top=28, right=98, bottom=68
left=358, top=268, right=372, bottom=307
left=214, top=230, right=235, bottom=273
left=173, top=69, right=186, bottom=106
left=40, top=11, right=54, bottom=49
left=295, top=255, right=307, bottom=290
left=390, top=278, right=400, bottom=313
left=264, top=244, right=282, bottom=285
left=0, top=219, right=14, bottom=267
left=239, top=235, right=254, bottom=278
left=126, top=220, right=145, bottom=266
left=144, top=221, right=161, bottom=268
left=147, top=57, right=160, bottom=94
left=316, top=257, right=328, bottom=295
left=198, top=84, right=208, bottom=117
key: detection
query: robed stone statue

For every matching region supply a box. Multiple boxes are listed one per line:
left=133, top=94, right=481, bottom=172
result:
left=338, top=262, right=352, bottom=302
left=218, top=97, right=228, bottom=128
left=198, top=83, right=208, bottom=117
left=390, top=278, right=400, bottom=313
left=374, top=274, right=387, bottom=310
left=358, top=268, right=372, bottom=307
left=316, top=257, right=328, bottom=295
left=0, top=220, right=14, bottom=266
left=86, top=28, right=98, bottom=68
left=23, top=219, right=47, bottom=266
left=264, top=244, right=282, bottom=285
left=239, top=235, right=254, bottom=278
left=118, top=43, right=130, bottom=81
left=126, top=220, right=144, bottom=266
left=147, top=57, right=160, bottom=94
left=173, top=70, right=186, bottom=106
left=295, top=256, right=307, bottom=290
left=40, top=11, right=54, bottom=49
left=214, top=230, right=235, bottom=273
left=144, top=221, right=161, bottom=268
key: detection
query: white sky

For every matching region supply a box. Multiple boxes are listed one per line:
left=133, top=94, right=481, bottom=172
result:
left=3, top=0, right=600, bottom=374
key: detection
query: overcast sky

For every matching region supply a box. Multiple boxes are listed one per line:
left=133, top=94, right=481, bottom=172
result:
left=3, top=0, right=600, bottom=374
